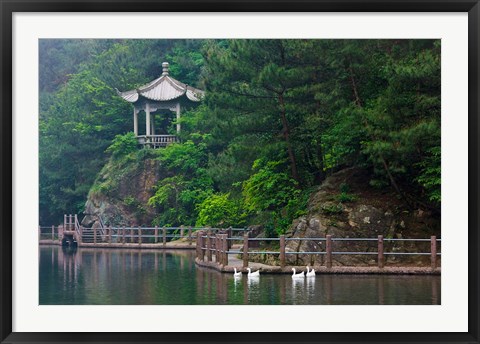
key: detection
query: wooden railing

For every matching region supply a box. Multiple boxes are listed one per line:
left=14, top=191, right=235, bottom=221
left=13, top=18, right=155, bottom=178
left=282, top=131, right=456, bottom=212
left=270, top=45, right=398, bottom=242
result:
left=195, top=232, right=442, bottom=270
left=77, top=226, right=244, bottom=245
left=137, top=134, right=178, bottom=148
left=38, top=226, right=61, bottom=242
left=40, top=218, right=247, bottom=249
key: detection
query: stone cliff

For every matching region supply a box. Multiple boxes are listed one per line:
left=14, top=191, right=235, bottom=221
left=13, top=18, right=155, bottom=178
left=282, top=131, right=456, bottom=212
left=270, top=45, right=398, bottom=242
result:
left=81, top=152, right=164, bottom=227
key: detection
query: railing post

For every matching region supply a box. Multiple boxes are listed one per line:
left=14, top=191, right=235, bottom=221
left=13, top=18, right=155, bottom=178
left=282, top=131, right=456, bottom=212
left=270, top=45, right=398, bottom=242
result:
left=243, top=233, right=249, bottom=268
left=108, top=226, right=112, bottom=244
left=280, top=235, right=286, bottom=268
left=94, top=226, right=97, bottom=245
left=223, top=234, right=228, bottom=266
left=219, top=234, right=224, bottom=264
left=214, top=234, right=218, bottom=263
left=51, top=225, right=55, bottom=241
left=180, top=225, right=184, bottom=240
left=163, top=227, right=167, bottom=246
left=74, top=214, right=78, bottom=230
left=219, top=234, right=224, bottom=265
left=196, top=231, right=201, bottom=259
left=188, top=226, right=192, bottom=245
left=215, top=234, right=220, bottom=263
left=130, top=227, right=134, bottom=244
left=138, top=226, right=142, bottom=245
left=122, top=226, right=126, bottom=244
left=199, top=231, right=205, bottom=261
left=78, top=226, right=83, bottom=244
left=378, top=235, right=384, bottom=268
left=326, top=235, right=332, bottom=268
left=206, top=230, right=212, bottom=262
left=154, top=226, right=158, bottom=244
left=431, top=236, right=437, bottom=269
left=69, top=214, right=73, bottom=231
left=64, top=214, right=67, bottom=229
left=227, top=227, right=233, bottom=249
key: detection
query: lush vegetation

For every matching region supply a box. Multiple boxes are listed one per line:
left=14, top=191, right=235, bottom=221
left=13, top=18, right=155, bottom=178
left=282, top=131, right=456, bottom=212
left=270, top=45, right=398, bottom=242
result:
left=40, top=39, right=441, bottom=234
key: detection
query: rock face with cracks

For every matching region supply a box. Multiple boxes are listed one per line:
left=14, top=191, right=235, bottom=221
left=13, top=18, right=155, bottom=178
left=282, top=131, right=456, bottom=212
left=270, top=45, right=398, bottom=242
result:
left=82, top=156, right=164, bottom=228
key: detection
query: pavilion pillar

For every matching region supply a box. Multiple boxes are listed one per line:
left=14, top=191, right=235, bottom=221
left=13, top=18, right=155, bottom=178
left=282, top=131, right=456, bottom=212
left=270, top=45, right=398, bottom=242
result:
left=146, top=103, right=151, bottom=137
left=133, top=108, right=138, bottom=136
left=151, top=114, right=155, bottom=135
left=176, top=103, right=181, bottom=133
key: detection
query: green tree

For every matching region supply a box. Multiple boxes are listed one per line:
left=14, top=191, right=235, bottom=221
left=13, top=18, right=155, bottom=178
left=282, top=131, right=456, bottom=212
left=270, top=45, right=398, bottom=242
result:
left=148, top=140, right=214, bottom=226
left=196, top=193, right=247, bottom=227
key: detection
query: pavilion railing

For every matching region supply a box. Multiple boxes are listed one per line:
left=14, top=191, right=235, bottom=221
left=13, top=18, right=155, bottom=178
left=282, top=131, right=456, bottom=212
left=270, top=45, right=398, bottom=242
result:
left=137, top=135, right=178, bottom=148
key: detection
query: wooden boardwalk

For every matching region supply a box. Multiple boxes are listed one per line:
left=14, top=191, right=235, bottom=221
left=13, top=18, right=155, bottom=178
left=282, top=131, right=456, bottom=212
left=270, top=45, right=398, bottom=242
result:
left=39, top=238, right=196, bottom=250
left=194, top=231, right=441, bottom=275
left=196, top=256, right=441, bottom=275
left=39, top=214, right=441, bottom=275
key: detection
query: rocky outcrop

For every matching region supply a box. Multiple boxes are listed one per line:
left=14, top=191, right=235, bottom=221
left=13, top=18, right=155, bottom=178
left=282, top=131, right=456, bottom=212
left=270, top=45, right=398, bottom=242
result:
left=82, top=155, right=165, bottom=227
left=247, top=167, right=440, bottom=267
left=284, top=167, right=440, bottom=267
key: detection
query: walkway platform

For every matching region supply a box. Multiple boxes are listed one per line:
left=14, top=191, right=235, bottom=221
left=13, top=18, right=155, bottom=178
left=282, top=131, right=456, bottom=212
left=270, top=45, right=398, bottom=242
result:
left=39, top=240, right=195, bottom=250
left=196, top=255, right=441, bottom=275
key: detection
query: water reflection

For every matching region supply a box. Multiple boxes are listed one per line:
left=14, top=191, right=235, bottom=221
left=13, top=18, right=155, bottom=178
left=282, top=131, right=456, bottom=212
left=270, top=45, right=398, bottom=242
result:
left=291, top=278, right=305, bottom=305
left=40, top=246, right=441, bottom=305
left=233, top=275, right=242, bottom=291
left=306, top=277, right=316, bottom=304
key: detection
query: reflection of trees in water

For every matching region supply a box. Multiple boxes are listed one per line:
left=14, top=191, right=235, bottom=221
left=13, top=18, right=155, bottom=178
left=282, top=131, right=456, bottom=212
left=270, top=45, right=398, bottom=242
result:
left=40, top=246, right=441, bottom=305
left=431, top=277, right=439, bottom=304
left=43, top=247, right=199, bottom=304
left=317, top=274, right=440, bottom=305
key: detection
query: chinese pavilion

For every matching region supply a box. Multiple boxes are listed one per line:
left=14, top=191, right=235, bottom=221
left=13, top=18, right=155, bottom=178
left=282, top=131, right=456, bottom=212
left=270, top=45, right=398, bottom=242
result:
left=116, top=62, right=204, bottom=148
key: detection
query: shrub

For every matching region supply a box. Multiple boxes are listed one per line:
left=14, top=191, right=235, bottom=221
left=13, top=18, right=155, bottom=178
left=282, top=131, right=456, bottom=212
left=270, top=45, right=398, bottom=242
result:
left=124, top=195, right=137, bottom=207
left=196, top=193, right=247, bottom=228
left=322, top=203, right=343, bottom=214
left=105, top=132, right=138, bottom=159
left=337, top=192, right=357, bottom=203
left=242, top=159, right=299, bottom=212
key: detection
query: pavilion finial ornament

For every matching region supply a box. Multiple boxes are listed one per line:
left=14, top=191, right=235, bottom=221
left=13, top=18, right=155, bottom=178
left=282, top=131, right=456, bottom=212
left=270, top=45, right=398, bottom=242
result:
left=162, top=62, right=169, bottom=76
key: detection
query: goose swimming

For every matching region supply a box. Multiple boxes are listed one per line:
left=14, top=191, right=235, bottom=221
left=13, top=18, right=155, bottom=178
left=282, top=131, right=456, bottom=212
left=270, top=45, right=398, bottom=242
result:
left=247, top=267, right=260, bottom=277
left=291, top=268, right=305, bottom=278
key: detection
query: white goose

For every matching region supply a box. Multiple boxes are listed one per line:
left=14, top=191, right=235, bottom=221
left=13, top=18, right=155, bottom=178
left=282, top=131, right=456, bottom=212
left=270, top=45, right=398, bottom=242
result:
left=291, top=268, right=305, bottom=278
left=306, top=266, right=316, bottom=277
left=233, top=268, right=242, bottom=277
left=247, top=267, right=260, bottom=277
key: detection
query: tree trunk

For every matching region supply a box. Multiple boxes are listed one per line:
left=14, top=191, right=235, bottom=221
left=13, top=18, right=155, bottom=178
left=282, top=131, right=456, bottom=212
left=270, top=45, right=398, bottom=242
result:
left=278, top=94, right=300, bottom=184
left=315, top=139, right=325, bottom=183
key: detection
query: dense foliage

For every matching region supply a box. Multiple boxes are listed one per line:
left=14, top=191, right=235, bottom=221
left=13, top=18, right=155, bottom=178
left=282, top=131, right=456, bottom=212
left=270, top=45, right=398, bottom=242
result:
left=40, top=39, right=440, bottom=231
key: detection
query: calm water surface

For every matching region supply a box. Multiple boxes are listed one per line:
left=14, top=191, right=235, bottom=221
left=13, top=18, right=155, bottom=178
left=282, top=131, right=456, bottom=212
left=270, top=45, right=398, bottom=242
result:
left=39, top=245, right=440, bottom=305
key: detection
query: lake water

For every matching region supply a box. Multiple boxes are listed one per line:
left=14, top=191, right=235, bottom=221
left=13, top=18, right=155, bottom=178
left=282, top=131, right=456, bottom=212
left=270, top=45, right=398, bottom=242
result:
left=39, top=245, right=440, bottom=305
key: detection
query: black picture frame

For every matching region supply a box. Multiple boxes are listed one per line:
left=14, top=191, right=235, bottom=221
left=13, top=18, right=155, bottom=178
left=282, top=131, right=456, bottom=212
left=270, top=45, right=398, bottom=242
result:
left=1, top=1, right=479, bottom=343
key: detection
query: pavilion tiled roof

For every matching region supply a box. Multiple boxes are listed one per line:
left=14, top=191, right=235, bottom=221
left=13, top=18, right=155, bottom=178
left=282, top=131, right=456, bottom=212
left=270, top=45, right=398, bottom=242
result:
left=116, top=62, right=204, bottom=104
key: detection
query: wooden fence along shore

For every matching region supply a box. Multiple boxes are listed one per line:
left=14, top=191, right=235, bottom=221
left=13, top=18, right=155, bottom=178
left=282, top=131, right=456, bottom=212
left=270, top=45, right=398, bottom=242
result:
left=39, top=214, right=441, bottom=274
left=194, top=230, right=441, bottom=275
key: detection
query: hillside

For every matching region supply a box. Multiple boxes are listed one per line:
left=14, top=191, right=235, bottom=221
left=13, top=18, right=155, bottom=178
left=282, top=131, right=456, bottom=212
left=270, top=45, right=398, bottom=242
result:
left=39, top=39, right=441, bottom=237
left=81, top=150, right=441, bottom=268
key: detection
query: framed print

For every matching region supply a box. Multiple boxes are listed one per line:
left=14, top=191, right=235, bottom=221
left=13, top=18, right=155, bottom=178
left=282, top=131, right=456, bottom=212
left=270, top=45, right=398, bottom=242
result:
left=1, top=1, right=479, bottom=343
